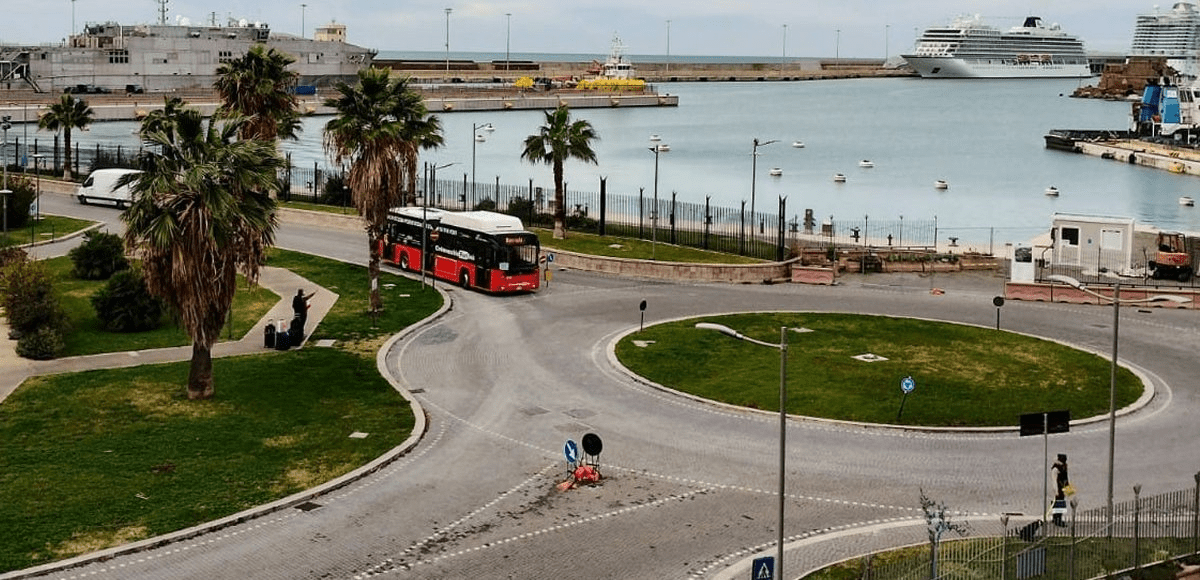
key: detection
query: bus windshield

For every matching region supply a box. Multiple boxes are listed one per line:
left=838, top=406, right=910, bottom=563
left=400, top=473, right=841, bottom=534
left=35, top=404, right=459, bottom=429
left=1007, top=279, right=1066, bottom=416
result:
left=497, top=234, right=539, bottom=273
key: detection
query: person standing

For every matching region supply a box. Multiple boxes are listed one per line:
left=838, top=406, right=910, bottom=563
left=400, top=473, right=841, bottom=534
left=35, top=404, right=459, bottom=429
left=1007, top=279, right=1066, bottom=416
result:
left=1051, top=453, right=1070, bottom=526
left=292, top=288, right=315, bottom=340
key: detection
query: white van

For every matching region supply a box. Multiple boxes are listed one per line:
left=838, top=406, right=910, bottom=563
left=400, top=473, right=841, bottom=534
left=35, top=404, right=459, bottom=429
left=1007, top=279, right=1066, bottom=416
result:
left=77, top=168, right=141, bottom=208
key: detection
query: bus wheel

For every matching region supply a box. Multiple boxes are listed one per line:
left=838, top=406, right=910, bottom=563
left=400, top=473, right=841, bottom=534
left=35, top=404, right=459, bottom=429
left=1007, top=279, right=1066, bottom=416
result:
left=459, top=270, right=470, bottom=288
left=399, top=253, right=410, bottom=271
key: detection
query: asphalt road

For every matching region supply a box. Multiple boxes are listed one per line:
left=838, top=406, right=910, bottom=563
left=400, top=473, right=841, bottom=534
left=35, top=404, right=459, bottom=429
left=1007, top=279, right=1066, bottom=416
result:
left=15, top=192, right=1200, bottom=580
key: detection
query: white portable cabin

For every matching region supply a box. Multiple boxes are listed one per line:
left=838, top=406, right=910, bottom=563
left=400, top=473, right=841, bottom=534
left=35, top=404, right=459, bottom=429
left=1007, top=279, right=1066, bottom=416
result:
left=1049, top=214, right=1137, bottom=275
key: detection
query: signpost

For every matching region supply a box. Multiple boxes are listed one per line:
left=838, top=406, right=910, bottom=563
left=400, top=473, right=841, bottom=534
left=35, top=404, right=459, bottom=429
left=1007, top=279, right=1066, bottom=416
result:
left=896, top=375, right=915, bottom=421
left=993, top=296, right=1005, bottom=330
left=751, top=556, right=775, bottom=580
left=563, top=439, right=579, bottom=466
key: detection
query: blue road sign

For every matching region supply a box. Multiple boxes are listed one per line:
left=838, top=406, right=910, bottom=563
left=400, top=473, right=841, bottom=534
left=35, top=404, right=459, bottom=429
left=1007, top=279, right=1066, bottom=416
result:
left=901, top=376, right=915, bottom=394
left=564, top=439, right=578, bottom=465
left=752, top=556, right=775, bottom=580
left=547, top=252, right=555, bottom=263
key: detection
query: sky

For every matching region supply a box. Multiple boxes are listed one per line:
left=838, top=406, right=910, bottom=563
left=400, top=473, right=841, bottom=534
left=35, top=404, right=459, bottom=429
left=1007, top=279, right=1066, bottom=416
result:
left=3, top=0, right=1158, bottom=58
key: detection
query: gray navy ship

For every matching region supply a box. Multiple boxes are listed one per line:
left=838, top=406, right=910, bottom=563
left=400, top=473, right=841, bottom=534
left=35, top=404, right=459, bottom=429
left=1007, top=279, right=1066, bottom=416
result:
left=0, top=9, right=374, bottom=94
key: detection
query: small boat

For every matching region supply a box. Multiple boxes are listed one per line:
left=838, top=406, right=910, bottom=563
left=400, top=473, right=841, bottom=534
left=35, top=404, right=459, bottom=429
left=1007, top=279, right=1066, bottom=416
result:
left=833, top=173, right=847, bottom=182
left=792, top=141, right=805, bottom=148
left=649, top=134, right=661, bottom=142
left=859, top=159, right=874, bottom=168
left=934, top=180, right=949, bottom=190
left=1045, top=186, right=1059, bottom=196
left=1181, top=196, right=1195, bottom=206
left=769, top=168, right=783, bottom=176
left=656, top=144, right=670, bottom=152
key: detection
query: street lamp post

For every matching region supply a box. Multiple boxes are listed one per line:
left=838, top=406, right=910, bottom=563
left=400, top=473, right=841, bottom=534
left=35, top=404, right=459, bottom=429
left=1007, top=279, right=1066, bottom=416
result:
left=750, top=138, right=778, bottom=243
left=444, top=8, right=453, bottom=83
left=696, top=322, right=788, bottom=580
left=781, top=24, right=788, bottom=76
left=505, top=13, right=512, bottom=71
left=1046, top=275, right=1189, bottom=529
left=471, top=122, right=494, bottom=209
left=648, top=141, right=668, bottom=260
left=300, top=3, right=307, bottom=39
left=32, top=154, right=44, bottom=222
left=2, top=114, right=11, bottom=196
left=665, top=20, right=671, bottom=74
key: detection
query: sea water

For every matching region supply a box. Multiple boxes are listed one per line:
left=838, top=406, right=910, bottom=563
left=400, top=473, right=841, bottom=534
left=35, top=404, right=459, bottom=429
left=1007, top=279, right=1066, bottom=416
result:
left=70, top=77, right=1200, bottom=246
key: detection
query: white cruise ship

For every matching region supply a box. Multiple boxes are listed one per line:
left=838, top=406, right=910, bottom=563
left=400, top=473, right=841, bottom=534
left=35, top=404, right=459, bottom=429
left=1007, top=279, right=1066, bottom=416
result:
left=1131, top=2, right=1200, bottom=78
left=902, top=15, right=1091, bottom=78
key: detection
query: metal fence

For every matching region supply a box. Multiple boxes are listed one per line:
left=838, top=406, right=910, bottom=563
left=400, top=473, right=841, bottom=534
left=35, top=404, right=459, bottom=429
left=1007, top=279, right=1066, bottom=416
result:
left=280, top=165, right=948, bottom=262
left=824, top=478, right=1200, bottom=580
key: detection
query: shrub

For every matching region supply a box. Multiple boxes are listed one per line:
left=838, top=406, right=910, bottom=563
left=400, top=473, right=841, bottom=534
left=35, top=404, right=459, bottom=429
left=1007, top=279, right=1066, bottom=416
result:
left=90, top=267, right=164, bottom=332
left=2, top=259, right=67, bottom=337
left=319, top=173, right=351, bottom=206
left=1, top=175, right=36, bottom=230
left=68, top=230, right=129, bottom=280
left=15, top=326, right=64, bottom=360
left=473, top=198, right=497, bottom=212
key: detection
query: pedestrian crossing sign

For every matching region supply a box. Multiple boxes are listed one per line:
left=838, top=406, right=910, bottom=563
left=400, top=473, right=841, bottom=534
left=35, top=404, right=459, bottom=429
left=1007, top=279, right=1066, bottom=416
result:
left=752, top=556, right=774, bottom=580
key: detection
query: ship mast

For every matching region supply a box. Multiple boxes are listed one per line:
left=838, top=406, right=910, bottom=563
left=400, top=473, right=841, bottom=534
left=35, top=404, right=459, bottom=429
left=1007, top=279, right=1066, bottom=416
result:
left=157, top=0, right=169, bottom=26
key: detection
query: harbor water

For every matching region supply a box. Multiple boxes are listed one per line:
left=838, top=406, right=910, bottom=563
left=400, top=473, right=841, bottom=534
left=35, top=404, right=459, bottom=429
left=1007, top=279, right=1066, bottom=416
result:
left=64, top=77, right=1200, bottom=247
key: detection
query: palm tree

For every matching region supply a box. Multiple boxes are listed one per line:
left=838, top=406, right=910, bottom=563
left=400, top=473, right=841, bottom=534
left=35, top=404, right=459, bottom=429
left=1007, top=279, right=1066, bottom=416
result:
left=214, top=44, right=301, bottom=142
left=38, top=94, right=94, bottom=180
left=138, top=96, right=187, bottom=137
left=324, top=67, right=443, bottom=313
left=121, top=106, right=282, bottom=400
left=520, top=104, right=599, bottom=239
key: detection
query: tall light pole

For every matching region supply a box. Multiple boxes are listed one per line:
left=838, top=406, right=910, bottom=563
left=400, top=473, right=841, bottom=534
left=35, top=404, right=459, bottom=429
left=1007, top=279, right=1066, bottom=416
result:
left=750, top=137, right=778, bottom=241
left=505, top=13, right=512, bottom=71
left=696, top=322, right=789, bottom=580
left=2, top=115, right=10, bottom=195
left=836, top=29, right=841, bottom=63
left=471, top=122, right=494, bottom=209
left=885, top=24, right=890, bottom=60
left=444, top=7, right=453, bottom=83
left=1046, top=275, right=1188, bottom=529
left=665, top=20, right=671, bottom=74
left=647, top=141, right=668, bottom=260
left=781, top=24, right=788, bottom=76
left=300, top=4, right=307, bottom=39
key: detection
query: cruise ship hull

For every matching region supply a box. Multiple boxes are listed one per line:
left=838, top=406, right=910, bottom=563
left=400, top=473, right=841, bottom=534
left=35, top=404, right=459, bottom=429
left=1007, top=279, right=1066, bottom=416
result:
left=903, top=55, right=1092, bottom=78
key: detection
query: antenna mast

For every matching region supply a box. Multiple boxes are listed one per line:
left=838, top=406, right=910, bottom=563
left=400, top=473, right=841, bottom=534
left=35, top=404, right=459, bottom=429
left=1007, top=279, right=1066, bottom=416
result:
left=157, top=0, right=169, bottom=26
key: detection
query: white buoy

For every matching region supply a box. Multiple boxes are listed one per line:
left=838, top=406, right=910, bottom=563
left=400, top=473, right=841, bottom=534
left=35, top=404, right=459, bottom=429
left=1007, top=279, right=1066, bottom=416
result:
left=834, top=173, right=847, bottom=183
left=934, top=180, right=949, bottom=190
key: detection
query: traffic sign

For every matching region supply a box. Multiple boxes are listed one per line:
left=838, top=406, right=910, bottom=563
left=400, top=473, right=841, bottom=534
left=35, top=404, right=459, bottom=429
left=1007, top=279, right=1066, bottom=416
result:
left=547, top=252, right=555, bottom=263
left=564, top=440, right=579, bottom=465
left=751, top=556, right=775, bottom=580
left=901, top=376, right=915, bottom=394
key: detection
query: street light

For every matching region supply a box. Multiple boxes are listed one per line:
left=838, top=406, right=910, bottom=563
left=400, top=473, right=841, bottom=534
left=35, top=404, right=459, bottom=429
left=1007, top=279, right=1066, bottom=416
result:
left=471, top=122, right=494, bottom=209
left=647, top=140, right=669, bottom=260
left=444, top=8, right=453, bottom=83
left=750, top=137, right=778, bottom=241
left=665, top=20, right=671, bottom=74
left=300, top=3, right=307, bottom=39
left=2, top=114, right=11, bottom=197
left=781, top=24, right=788, bottom=76
left=505, top=13, right=512, bottom=72
left=1046, top=274, right=1189, bottom=529
left=696, top=322, right=789, bottom=580
left=32, top=153, right=45, bottom=222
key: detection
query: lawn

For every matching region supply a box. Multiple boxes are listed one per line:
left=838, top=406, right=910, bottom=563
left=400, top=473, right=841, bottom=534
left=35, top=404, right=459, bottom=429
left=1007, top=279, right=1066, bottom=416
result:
left=616, top=313, right=1139, bottom=427
left=43, top=256, right=278, bottom=356
left=0, top=215, right=94, bottom=248
left=0, top=250, right=443, bottom=573
left=535, top=228, right=765, bottom=264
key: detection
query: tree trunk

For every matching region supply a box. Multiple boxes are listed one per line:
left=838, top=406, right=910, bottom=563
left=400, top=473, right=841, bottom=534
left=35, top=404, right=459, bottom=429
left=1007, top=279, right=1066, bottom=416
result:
left=553, top=160, right=566, bottom=239
left=62, top=129, right=72, bottom=181
left=368, top=233, right=382, bottom=313
left=187, top=342, right=215, bottom=400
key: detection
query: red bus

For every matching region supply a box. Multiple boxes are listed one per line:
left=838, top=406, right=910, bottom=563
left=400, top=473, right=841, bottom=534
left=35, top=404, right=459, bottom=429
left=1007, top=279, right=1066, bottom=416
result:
left=382, top=207, right=541, bottom=293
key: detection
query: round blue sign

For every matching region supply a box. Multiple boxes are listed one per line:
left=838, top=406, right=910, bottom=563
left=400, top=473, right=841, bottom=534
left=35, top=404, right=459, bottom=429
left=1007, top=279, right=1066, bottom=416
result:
left=564, top=439, right=579, bottom=464
left=901, top=376, right=915, bottom=394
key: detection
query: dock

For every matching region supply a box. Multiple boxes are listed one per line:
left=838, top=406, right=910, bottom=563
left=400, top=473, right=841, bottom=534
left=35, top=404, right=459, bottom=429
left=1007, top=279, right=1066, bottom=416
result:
left=1046, top=130, right=1200, bottom=176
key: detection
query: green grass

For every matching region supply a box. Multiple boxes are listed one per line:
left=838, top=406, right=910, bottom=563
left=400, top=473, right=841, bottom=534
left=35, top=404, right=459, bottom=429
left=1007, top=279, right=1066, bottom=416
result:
left=616, top=313, right=1139, bottom=427
left=0, top=251, right=444, bottom=572
left=0, top=215, right=94, bottom=248
left=0, top=348, right=414, bottom=571
left=264, top=248, right=444, bottom=343
left=44, top=256, right=278, bottom=356
left=535, top=228, right=766, bottom=264
left=277, top=200, right=359, bottom=216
